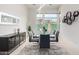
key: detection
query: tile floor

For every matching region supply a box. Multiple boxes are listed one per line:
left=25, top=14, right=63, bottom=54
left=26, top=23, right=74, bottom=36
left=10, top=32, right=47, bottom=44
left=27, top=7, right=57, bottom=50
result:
left=17, top=43, right=69, bottom=55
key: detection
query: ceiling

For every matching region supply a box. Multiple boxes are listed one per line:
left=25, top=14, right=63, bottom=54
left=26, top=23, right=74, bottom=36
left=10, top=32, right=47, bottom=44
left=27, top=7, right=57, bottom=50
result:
left=26, top=4, right=61, bottom=10
left=26, top=4, right=61, bottom=14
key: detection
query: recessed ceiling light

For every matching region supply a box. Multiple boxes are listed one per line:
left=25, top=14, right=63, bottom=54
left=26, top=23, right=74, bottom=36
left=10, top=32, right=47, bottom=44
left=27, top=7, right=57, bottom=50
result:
left=49, top=4, right=52, bottom=6
left=32, top=4, right=36, bottom=6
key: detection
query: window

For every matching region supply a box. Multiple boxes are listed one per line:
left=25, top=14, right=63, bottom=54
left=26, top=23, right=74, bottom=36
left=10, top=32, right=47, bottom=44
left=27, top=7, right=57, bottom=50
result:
left=44, top=14, right=58, bottom=21
left=36, top=14, right=58, bottom=22
left=36, top=14, right=43, bottom=20
left=36, top=13, right=59, bottom=34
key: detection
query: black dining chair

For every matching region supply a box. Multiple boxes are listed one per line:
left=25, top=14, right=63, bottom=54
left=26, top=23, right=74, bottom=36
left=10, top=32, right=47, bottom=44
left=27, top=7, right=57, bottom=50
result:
left=56, top=31, right=59, bottom=42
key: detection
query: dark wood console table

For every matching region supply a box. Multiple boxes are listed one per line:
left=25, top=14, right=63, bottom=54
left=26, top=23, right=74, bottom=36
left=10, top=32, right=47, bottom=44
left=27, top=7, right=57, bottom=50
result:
left=0, top=32, right=26, bottom=55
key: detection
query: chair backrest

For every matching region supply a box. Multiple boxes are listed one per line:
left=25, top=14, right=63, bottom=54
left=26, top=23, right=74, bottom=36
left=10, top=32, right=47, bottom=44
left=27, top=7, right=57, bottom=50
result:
left=53, top=30, right=56, bottom=34
left=28, top=31, right=32, bottom=42
left=40, top=34, right=50, bottom=48
left=56, top=31, right=59, bottom=42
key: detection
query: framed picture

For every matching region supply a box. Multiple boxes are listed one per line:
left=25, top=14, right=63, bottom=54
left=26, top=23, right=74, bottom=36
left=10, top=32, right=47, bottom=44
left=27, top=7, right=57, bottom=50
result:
left=0, top=12, right=20, bottom=25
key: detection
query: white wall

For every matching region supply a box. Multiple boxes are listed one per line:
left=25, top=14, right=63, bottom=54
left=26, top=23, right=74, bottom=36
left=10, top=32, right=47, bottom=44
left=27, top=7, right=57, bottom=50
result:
left=27, top=8, right=37, bottom=34
left=0, top=4, right=28, bottom=35
left=59, top=5, right=79, bottom=54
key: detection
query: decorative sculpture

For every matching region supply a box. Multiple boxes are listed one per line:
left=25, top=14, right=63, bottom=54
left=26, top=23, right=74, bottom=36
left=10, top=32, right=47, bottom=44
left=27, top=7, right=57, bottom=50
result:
left=62, top=16, right=68, bottom=23
left=73, top=11, right=79, bottom=17
left=62, top=11, right=79, bottom=25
